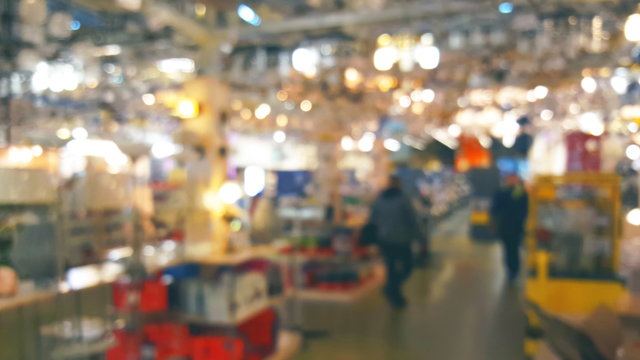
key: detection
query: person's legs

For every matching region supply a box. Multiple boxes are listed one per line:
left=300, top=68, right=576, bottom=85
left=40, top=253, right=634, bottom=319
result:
left=381, top=246, right=405, bottom=307
left=503, top=239, right=521, bottom=282
left=397, top=245, right=414, bottom=284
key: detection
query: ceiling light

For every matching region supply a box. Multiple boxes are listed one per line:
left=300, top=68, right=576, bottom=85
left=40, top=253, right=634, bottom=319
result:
left=377, top=33, right=392, bottom=47
left=625, top=14, right=640, bottom=42
left=240, top=108, right=252, bottom=120
left=276, top=90, right=288, bottom=101
left=383, top=139, right=401, bottom=152
left=56, top=128, right=71, bottom=140
left=414, top=45, right=440, bottom=70
left=300, top=100, right=313, bottom=112
left=152, top=142, right=182, bottom=159
left=358, top=132, right=376, bottom=152
left=498, top=2, right=514, bottom=14
left=345, top=67, right=361, bottom=82
left=255, top=103, right=271, bottom=120
left=117, top=0, right=142, bottom=11
left=176, top=99, right=199, bottom=119
left=448, top=124, right=462, bottom=138
left=156, top=58, right=195, bottom=74
left=627, top=144, right=640, bottom=160
left=422, top=89, right=435, bottom=103
left=69, top=20, right=81, bottom=31
left=341, top=136, right=354, bottom=151
left=399, top=95, right=412, bottom=108
left=627, top=208, right=640, bottom=226
left=244, top=166, right=266, bottom=197
left=541, top=109, right=554, bottom=121
left=479, top=135, right=493, bottom=149
left=610, top=76, right=629, bottom=95
left=237, top=4, right=262, bottom=26
left=195, top=3, right=207, bottom=17
left=31, top=145, right=43, bottom=157
left=581, top=76, right=597, bottom=93
left=142, top=93, right=156, bottom=106
left=72, top=127, right=88, bottom=140
left=273, top=130, right=286, bottom=143
left=502, top=135, right=516, bottom=148
left=410, top=89, right=423, bottom=102
left=276, top=114, right=288, bottom=127
left=533, top=85, right=548, bottom=99
left=374, top=47, right=398, bottom=71
left=292, top=48, right=320, bottom=77
left=219, top=182, right=243, bottom=204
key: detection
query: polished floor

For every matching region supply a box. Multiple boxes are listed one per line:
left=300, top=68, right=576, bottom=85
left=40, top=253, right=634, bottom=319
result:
left=293, top=209, right=526, bottom=360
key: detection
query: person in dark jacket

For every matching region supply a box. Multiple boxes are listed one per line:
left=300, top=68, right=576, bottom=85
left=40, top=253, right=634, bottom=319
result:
left=490, top=174, right=529, bottom=284
left=369, top=175, right=422, bottom=308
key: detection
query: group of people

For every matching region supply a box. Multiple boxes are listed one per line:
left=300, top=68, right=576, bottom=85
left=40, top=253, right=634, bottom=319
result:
left=367, top=174, right=528, bottom=308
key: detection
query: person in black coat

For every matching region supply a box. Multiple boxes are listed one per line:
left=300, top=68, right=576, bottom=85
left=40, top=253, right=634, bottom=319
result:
left=490, top=174, right=529, bottom=283
left=369, top=175, right=422, bottom=308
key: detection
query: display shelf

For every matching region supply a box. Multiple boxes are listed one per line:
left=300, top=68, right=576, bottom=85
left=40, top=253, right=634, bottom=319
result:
left=157, top=245, right=280, bottom=271
left=295, top=266, right=384, bottom=303
left=49, top=335, right=116, bottom=360
left=265, top=331, right=302, bottom=360
left=175, top=304, right=272, bottom=328
left=0, top=290, right=55, bottom=312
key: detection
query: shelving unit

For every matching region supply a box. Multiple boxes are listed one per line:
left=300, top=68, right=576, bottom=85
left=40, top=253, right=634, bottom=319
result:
left=295, top=265, right=384, bottom=303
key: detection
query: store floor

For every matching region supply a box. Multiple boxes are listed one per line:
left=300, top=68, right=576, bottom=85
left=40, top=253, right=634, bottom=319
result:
left=292, top=209, right=526, bottom=360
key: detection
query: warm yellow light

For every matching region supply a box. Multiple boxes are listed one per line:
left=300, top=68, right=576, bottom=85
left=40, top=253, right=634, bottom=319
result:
left=345, top=67, right=361, bottom=82
left=377, top=76, right=397, bottom=92
left=31, top=145, right=43, bottom=157
left=142, top=93, right=156, bottom=106
left=203, top=190, right=223, bottom=212
left=240, top=108, right=252, bottom=120
left=374, top=46, right=398, bottom=71
left=56, top=128, right=71, bottom=140
left=8, top=146, right=33, bottom=164
left=276, top=90, right=288, bottom=102
left=300, top=100, right=313, bottom=112
left=176, top=99, right=199, bottom=119
left=255, top=103, right=272, bottom=120
left=86, top=79, right=99, bottom=89
left=377, top=33, right=392, bottom=47
left=625, top=13, right=640, bottom=42
left=219, top=182, right=243, bottom=204
left=195, top=2, right=207, bottom=17
left=276, top=114, right=288, bottom=127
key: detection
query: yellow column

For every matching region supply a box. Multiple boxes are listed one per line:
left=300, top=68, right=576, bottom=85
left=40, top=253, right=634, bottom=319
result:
left=179, top=77, right=231, bottom=256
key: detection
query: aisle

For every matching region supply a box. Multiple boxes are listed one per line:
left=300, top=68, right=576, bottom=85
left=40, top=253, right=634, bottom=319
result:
left=292, top=209, right=525, bottom=360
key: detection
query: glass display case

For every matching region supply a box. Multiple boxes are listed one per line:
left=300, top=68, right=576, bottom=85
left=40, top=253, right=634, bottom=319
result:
left=529, top=173, right=621, bottom=280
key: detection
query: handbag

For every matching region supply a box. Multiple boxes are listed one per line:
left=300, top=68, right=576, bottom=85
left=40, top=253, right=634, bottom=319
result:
left=360, top=223, right=378, bottom=246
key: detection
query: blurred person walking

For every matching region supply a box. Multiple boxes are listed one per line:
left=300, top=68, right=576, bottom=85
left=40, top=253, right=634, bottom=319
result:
left=490, top=174, right=529, bottom=284
left=369, top=175, right=423, bottom=308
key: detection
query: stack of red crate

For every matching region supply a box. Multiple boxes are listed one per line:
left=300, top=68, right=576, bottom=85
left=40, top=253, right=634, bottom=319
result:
left=106, top=331, right=142, bottom=360
left=239, top=309, right=278, bottom=360
left=112, top=278, right=168, bottom=313
left=144, top=323, right=192, bottom=360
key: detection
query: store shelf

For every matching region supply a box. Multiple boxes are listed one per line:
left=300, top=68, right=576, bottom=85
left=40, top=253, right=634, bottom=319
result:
left=295, top=267, right=384, bottom=303
left=49, top=335, right=116, bottom=360
left=176, top=306, right=269, bottom=328
left=159, top=245, right=280, bottom=271
left=0, top=290, right=56, bottom=311
left=265, top=331, right=302, bottom=360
